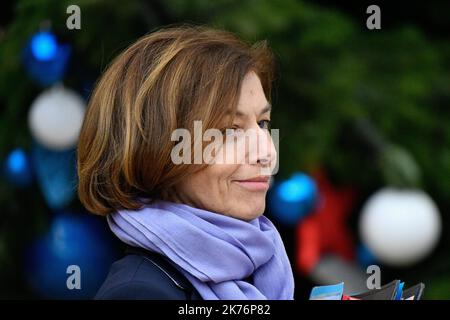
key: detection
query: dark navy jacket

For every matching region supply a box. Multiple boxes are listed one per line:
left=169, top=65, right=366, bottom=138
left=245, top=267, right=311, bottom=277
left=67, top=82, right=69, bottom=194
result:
left=95, top=246, right=202, bottom=300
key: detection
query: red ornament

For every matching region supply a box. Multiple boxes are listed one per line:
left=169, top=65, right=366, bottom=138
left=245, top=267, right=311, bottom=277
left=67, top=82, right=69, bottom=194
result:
left=296, top=169, right=357, bottom=274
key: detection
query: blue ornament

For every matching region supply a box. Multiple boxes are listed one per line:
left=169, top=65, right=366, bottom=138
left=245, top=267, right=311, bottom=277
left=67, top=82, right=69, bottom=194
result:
left=22, top=31, right=71, bottom=86
left=31, top=31, right=58, bottom=61
left=31, top=142, right=77, bottom=209
left=269, top=172, right=318, bottom=225
left=25, top=212, right=118, bottom=299
left=3, top=148, right=33, bottom=187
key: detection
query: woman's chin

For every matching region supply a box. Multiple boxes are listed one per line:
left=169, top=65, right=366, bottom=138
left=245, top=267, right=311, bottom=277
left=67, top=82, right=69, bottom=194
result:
left=228, top=201, right=266, bottom=221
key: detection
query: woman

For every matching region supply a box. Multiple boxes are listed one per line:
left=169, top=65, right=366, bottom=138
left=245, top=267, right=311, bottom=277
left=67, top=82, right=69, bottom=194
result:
left=77, top=25, right=295, bottom=300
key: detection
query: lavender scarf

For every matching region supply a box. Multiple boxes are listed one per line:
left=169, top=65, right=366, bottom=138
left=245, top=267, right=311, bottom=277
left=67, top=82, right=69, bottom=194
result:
left=107, top=200, right=295, bottom=300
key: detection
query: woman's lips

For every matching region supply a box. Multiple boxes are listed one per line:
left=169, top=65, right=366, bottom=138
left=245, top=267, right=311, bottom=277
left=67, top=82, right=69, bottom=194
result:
left=232, top=176, right=270, bottom=191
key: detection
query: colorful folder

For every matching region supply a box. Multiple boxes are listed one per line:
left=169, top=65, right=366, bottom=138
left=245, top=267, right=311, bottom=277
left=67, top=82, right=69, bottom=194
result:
left=310, top=280, right=425, bottom=300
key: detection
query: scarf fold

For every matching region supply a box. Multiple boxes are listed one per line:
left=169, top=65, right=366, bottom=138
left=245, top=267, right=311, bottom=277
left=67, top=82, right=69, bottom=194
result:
left=107, top=200, right=295, bottom=300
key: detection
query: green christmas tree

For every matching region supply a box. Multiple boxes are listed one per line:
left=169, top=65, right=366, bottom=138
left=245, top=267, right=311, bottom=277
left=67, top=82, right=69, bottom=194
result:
left=0, top=0, right=449, bottom=298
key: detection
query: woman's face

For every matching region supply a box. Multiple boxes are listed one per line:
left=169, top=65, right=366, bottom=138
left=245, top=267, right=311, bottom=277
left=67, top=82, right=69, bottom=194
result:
left=175, top=71, right=277, bottom=221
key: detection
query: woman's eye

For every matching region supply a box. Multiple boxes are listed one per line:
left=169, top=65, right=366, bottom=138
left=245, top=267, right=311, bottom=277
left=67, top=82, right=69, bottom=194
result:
left=258, top=120, right=271, bottom=130
left=222, top=126, right=239, bottom=135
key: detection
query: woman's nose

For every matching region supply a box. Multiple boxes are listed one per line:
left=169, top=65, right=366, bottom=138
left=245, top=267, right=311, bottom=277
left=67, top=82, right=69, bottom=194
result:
left=250, top=126, right=277, bottom=168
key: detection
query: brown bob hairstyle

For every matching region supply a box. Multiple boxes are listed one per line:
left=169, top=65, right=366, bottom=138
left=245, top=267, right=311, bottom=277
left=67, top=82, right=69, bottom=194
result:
left=77, top=25, right=275, bottom=216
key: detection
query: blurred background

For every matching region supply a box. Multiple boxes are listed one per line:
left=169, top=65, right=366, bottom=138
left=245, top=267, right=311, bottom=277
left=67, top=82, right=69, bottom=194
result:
left=0, top=0, right=449, bottom=299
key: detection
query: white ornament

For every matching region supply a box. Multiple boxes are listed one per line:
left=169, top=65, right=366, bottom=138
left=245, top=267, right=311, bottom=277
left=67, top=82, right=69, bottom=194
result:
left=359, top=187, right=441, bottom=267
left=28, top=85, right=85, bottom=150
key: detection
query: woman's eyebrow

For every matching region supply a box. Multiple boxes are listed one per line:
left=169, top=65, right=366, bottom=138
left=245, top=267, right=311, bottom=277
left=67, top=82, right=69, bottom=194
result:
left=235, top=103, right=272, bottom=117
left=260, top=103, right=272, bottom=115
